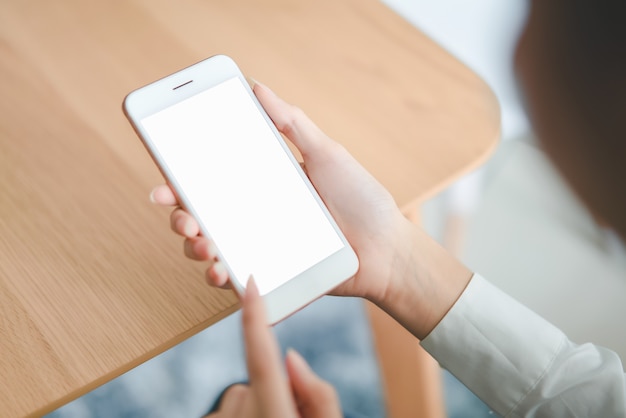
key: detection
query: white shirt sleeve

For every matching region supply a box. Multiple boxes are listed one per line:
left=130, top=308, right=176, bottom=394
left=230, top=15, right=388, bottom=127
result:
left=420, top=274, right=626, bottom=417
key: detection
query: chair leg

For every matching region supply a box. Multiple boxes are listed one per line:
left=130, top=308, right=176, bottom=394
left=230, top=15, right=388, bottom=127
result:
left=366, top=302, right=446, bottom=418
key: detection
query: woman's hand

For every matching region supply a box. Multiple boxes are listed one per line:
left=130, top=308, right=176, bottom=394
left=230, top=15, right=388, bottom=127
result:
left=205, top=278, right=341, bottom=418
left=151, top=80, right=413, bottom=305
left=151, top=80, right=472, bottom=339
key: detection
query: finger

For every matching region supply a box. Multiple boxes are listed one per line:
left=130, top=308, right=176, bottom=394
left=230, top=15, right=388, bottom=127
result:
left=183, top=236, right=216, bottom=261
left=149, top=184, right=178, bottom=206
left=170, top=208, right=200, bottom=237
left=212, top=384, right=250, bottom=416
left=205, top=262, right=230, bottom=288
left=251, top=81, right=332, bottom=159
left=242, top=277, right=296, bottom=414
left=286, top=349, right=342, bottom=417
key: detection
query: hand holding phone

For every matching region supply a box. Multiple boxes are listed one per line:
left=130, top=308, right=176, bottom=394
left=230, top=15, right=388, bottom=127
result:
left=149, top=74, right=414, bottom=321
left=124, top=55, right=362, bottom=323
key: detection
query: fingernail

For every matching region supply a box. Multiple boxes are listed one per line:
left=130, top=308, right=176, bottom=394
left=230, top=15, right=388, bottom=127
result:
left=287, top=348, right=311, bottom=373
left=212, top=262, right=226, bottom=276
left=182, top=219, right=195, bottom=237
left=246, top=76, right=258, bottom=90
left=149, top=189, right=157, bottom=204
left=245, top=275, right=259, bottom=299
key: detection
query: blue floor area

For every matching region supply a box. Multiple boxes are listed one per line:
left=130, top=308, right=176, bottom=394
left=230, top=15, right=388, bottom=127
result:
left=45, top=297, right=383, bottom=417
left=442, top=370, right=498, bottom=418
left=46, top=296, right=495, bottom=417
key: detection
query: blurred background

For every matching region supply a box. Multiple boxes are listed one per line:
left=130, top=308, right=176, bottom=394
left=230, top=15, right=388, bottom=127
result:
left=45, top=0, right=626, bottom=417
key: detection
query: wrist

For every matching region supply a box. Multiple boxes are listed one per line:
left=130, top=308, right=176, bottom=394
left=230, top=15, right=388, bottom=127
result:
left=372, top=222, right=472, bottom=340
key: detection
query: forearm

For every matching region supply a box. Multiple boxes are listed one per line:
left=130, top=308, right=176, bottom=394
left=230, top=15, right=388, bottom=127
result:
left=372, top=221, right=473, bottom=341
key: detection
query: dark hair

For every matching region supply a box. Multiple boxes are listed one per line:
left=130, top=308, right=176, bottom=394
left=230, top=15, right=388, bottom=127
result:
left=518, top=1, right=626, bottom=239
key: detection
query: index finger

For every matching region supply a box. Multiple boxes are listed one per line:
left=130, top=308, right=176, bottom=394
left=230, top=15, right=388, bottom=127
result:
left=242, top=277, right=296, bottom=414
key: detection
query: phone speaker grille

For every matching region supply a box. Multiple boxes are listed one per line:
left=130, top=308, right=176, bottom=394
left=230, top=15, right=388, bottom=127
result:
left=173, top=80, right=193, bottom=90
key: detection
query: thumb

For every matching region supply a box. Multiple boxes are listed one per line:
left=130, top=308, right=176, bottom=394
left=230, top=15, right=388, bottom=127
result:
left=251, top=80, right=332, bottom=160
left=286, top=349, right=342, bottom=418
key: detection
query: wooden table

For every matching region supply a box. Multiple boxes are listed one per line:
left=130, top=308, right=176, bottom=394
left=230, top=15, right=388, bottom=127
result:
left=0, top=1, right=499, bottom=416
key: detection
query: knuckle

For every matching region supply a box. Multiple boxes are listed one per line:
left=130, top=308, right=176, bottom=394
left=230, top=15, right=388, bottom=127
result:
left=225, top=384, right=249, bottom=399
left=170, top=208, right=184, bottom=224
left=191, top=237, right=209, bottom=259
left=280, top=105, right=305, bottom=137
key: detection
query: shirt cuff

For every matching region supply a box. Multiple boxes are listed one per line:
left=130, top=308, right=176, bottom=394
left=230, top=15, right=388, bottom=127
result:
left=421, top=273, right=566, bottom=416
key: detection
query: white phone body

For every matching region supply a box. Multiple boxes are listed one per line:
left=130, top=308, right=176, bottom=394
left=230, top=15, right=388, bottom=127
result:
left=123, top=55, right=359, bottom=324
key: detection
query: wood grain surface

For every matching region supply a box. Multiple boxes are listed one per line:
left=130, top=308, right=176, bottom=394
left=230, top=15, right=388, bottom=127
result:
left=0, top=0, right=499, bottom=416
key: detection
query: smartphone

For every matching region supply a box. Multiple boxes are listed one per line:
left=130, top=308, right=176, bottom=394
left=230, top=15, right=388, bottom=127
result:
left=123, top=55, right=359, bottom=324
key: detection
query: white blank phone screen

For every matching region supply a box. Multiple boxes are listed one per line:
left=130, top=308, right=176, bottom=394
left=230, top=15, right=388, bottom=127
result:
left=141, top=77, right=344, bottom=295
